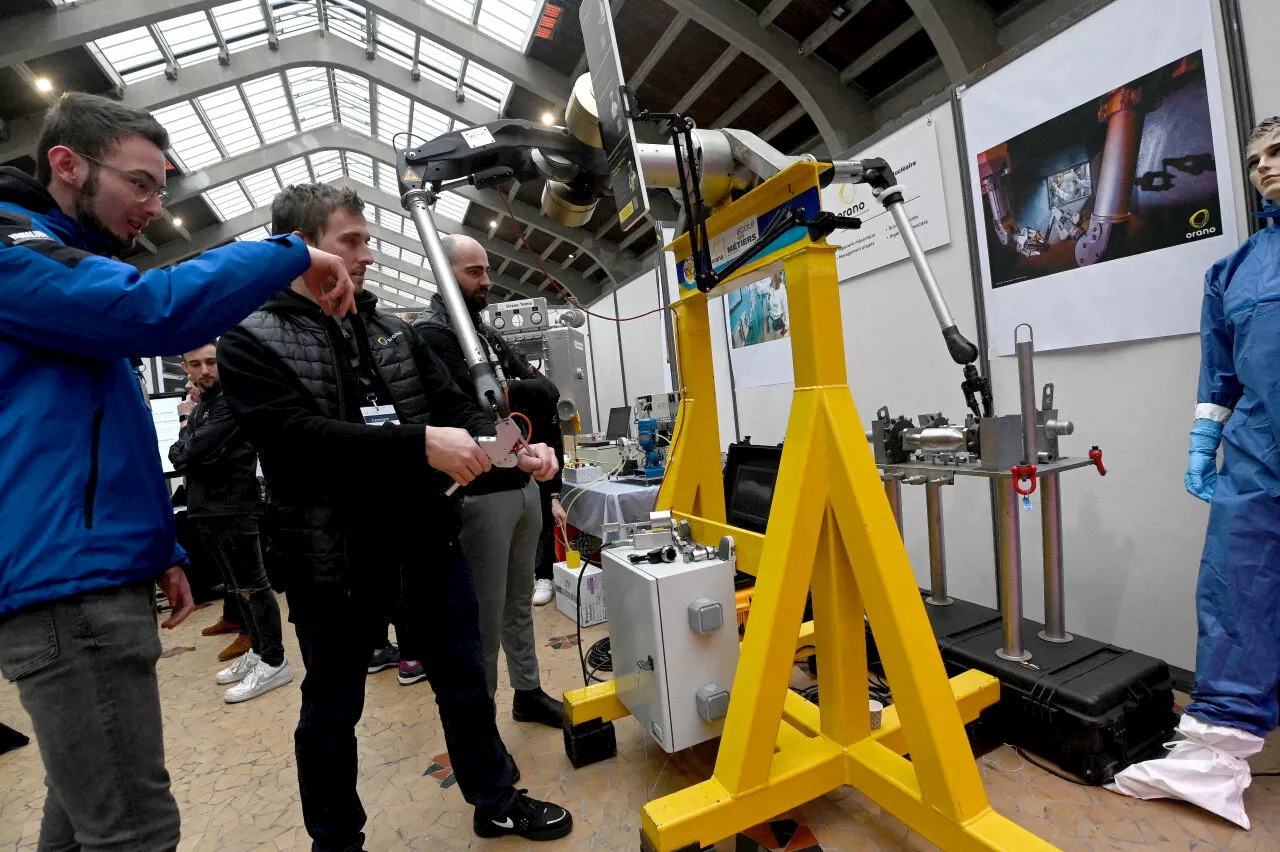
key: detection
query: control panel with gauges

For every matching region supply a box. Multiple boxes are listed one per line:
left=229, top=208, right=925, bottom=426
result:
left=485, top=298, right=549, bottom=333
left=483, top=297, right=595, bottom=433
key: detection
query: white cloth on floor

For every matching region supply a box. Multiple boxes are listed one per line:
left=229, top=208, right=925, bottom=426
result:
left=1105, top=713, right=1263, bottom=829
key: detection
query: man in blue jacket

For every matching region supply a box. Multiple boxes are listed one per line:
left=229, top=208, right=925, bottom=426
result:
left=1108, top=117, right=1280, bottom=829
left=0, top=92, right=355, bottom=851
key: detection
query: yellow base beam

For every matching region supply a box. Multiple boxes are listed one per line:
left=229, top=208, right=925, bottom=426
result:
left=781, top=669, right=999, bottom=749
left=563, top=680, right=630, bottom=726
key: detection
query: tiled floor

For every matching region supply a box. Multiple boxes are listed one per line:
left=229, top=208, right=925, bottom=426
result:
left=3, top=596, right=1280, bottom=851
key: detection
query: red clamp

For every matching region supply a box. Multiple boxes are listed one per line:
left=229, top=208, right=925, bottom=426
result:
left=1090, top=445, right=1107, bottom=476
left=1012, top=464, right=1038, bottom=496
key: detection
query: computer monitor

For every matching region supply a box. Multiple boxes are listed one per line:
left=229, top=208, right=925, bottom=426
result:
left=605, top=406, right=632, bottom=440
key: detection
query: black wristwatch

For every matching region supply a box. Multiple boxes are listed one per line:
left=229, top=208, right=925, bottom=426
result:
left=550, top=493, right=561, bottom=501
left=179, top=414, right=190, bottom=423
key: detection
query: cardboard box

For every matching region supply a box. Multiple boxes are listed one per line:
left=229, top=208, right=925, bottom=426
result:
left=553, top=561, right=607, bottom=627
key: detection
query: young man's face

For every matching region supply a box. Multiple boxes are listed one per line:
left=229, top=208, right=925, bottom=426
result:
left=449, top=238, right=492, bottom=312
left=56, top=133, right=167, bottom=252
left=310, top=207, right=374, bottom=291
left=1248, top=129, right=1280, bottom=202
left=182, top=343, right=219, bottom=391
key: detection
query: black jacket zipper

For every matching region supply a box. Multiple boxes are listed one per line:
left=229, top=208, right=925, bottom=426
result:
left=85, top=407, right=104, bottom=529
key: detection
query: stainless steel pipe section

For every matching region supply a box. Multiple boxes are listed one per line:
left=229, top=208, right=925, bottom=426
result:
left=634, top=130, right=737, bottom=207
left=405, top=193, right=488, bottom=372
left=887, top=200, right=956, bottom=332
left=995, top=478, right=1032, bottom=662
left=925, top=480, right=952, bottom=606
left=1038, top=473, right=1073, bottom=643
left=904, top=427, right=966, bottom=453
left=1015, top=329, right=1038, bottom=467
left=1093, top=95, right=1142, bottom=223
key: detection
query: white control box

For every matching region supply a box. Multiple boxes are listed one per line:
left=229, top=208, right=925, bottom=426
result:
left=563, top=462, right=602, bottom=485
left=599, top=542, right=739, bottom=753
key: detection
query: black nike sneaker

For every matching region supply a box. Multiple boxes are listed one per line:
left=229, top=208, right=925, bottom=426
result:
left=473, top=790, right=573, bottom=841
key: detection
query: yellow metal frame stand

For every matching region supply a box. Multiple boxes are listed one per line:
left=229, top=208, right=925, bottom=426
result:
left=563, top=162, right=1058, bottom=852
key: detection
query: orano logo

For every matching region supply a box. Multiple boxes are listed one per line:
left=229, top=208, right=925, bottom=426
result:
left=1187, top=209, right=1216, bottom=239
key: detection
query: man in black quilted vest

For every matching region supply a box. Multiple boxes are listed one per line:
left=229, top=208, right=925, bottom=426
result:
left=216, top=184, right=573, bottom=849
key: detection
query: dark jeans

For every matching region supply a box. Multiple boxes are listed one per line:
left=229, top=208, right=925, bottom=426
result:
left=0, top=583, right=181, bottom=851
left=290, top=548, right=514, bottom=852
left=195, top=515, right=285, bottom=667
left=534, top=486, right=555, bottom=582
left=221, top=592, right=246, bottom=633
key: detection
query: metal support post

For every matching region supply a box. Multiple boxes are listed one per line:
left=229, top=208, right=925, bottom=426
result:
left=995, top=478, right=1031, bottom=662
left=1014, top=326, right=1038, bottom=466
left=883, top=474, right=903, bottom=537
left=924, top=479, right=952, bottom=606
left=1037, top=473, right=1073, bottom=643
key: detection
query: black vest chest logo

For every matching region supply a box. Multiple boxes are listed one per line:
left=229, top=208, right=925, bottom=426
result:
left=376, top=331, right=405, bottom=345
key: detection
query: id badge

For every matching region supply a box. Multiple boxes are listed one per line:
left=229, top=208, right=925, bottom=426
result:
left=361, top=404, right=400, bottom=426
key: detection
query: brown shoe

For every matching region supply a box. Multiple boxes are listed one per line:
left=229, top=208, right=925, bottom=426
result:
left=202, top=618, right=243, bottom=637
left=218, top=634, right=252, bottom=662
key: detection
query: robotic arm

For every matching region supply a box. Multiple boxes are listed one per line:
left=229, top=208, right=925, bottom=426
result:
left=395, top=83, right=993, bottom=443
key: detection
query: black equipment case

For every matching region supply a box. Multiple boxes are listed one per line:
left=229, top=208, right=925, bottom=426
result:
left=869, top=593, right=1176, bottom=784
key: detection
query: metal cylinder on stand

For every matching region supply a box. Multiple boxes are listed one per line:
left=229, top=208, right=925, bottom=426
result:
left=883, top=474, right=904, bottom=537
left=995, top=477, right=1031, bottom=661
left=1038, top=473, right=1073, bottom=642
left=924, top=479, right=952, bottom=606
left=1015, top=326, right=1038, bottom=468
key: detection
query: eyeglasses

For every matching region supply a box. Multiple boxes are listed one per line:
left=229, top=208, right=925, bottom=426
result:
left=76, top=152, right=171, bottom=206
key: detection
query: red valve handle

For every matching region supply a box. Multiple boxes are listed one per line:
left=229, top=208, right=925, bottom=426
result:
left=1012, top=464, right=1038, bottom=496
left=1090, top=446, right=1107, bottom=476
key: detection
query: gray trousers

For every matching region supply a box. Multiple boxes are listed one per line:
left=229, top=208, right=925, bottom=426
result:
left=0, top=582, right=181, bottom=852
left=460, top=479, right=543, bottom=696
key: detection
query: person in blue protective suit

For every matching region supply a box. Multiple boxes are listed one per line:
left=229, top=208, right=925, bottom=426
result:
left=0, top=92, right=355, bottom=852
left=1107, top=117, right=1280, bottom=829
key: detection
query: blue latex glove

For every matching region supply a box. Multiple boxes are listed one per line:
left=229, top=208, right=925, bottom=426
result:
left=1185, top=418, right=1224, bottom=502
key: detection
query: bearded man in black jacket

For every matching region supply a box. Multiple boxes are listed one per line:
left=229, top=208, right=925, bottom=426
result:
left=216, top=184, right=572, bottom=850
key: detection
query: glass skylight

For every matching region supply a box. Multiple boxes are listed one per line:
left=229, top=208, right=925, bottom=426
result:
left=156, top=13, right=221, bottom=68
left=95, top=28, right=166, bottom=83
left=477, top=0, right=540, bottom=49
left=202, top=183, right=253, bottom=220
left=241, top=75, right=297, bottom=143
left=152, top=102, right=222, bottom=171
left=79, top=1, right=531, bottom=231
left=211, top=0, right=272, bottom=55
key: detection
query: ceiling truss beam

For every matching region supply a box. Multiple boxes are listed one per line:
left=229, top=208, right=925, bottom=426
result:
left=672, top=47, right=739, bottom=115
left=798, top=0, right=872, bottom=56
left=628, top=13, right=687, bottom=90
left=757, top=0, right=791, bottom=28
left=839, top=18, right=924, bottom=85
left=903, top=0, right=1000, bottom=82
left=659, top=0, right=872, bottom=151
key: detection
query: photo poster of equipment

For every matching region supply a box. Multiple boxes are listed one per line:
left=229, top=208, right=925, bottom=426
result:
left=723, top=270, right=795, bottom=389
left=819, top=115, right=951, bottom=282
left=960, top=0, right=1239, bottom=354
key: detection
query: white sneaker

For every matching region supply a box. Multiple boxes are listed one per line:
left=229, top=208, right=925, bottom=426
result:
left=532, top=578, right=555, bottom=606
left=224, top=658, right=294, bottom=704
left=215, top=650, right=260, bottom=685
